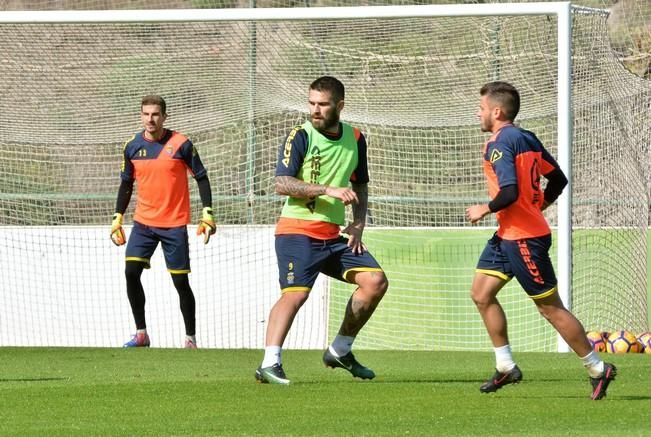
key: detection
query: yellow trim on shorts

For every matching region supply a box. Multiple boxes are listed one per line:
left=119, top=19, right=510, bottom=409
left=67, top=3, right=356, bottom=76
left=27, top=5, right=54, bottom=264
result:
left=281, top=286, right=311, bottom=294
left=530, top=286, right=558, bottom=300
left=169, top=269, right=191, bottom=275
left=343, top=267, right=384, bottom=283
left=475, top=269, right=511, bottom=282
left=126, top=257, right=151, bottom=268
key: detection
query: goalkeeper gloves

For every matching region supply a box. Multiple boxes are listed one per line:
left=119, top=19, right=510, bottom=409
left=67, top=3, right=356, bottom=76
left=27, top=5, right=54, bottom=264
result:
left=196, top=207, right=216, bottom=244
left=110, top=213, right=126, bottom=246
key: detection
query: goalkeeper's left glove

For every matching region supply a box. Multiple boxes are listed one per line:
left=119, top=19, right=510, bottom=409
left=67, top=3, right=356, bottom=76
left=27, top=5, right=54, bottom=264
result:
left=196, top=207, right=216, bottom=244
left=110, top=213, right=126, bottom=246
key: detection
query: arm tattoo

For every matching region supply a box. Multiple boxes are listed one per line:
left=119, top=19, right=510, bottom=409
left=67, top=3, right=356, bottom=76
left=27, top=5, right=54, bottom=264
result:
left=275, top=175, right=326, bottom=199
left=351, top=182, right=368, bottom=226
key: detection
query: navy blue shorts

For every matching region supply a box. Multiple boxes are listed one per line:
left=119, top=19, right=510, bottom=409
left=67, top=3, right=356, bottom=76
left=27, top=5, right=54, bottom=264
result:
left=125, top=221, right=190, bottom=274
left=276, top=234, right=383, bottom=292
left=476, top=233, right=557, bottom=299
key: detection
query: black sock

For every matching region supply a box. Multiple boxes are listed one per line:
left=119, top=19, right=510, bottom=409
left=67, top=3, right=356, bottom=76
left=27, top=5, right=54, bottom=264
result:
left=125, top=261, right=147, bottom=330
left=171, top=273, right=196, bottom=336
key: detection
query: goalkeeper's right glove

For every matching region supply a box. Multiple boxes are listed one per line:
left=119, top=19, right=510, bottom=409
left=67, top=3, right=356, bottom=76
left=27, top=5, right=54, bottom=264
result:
left=110, top=213, right=126, bottom=246
left=196, top=207, right=216, bottom=244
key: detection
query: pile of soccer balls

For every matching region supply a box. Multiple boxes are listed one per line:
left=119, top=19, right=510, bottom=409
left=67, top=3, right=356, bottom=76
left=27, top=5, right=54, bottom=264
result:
left=587, top=330, right=651, bottom=354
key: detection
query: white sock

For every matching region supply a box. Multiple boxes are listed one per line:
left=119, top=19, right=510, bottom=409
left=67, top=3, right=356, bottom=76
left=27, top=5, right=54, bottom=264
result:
left=261, top=345, right=282, bottom=368
left=136, top=329, right=147, bottom=335
left=185, top=335, right=196, bottom=344
left=330, top=335, right=355, bottom=357
left=580, top=351, right=604, bottom=378
left=494, top=344, right=516, bottom=373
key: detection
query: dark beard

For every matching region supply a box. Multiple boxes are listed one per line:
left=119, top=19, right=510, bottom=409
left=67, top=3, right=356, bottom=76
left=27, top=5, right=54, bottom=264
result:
left=312, top=113, right=339, bottom=133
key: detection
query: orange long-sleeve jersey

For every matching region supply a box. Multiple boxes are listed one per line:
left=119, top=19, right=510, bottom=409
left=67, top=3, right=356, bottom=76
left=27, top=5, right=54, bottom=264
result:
left=483, top=125, right=563, bottom=240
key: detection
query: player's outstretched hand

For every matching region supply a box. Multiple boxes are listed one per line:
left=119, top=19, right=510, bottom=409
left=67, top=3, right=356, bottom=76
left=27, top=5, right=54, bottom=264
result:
left=197, top=207, right=216, bottom=244
left=110, top=213, right=126, bottom=246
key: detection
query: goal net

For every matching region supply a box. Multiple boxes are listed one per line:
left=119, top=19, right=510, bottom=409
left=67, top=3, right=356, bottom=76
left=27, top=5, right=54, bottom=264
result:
left=0, top=4, right=648, bottom=351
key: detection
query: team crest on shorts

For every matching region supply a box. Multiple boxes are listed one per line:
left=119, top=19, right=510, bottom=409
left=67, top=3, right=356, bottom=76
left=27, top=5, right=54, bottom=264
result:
left=287, top=262, right=294, bottom=284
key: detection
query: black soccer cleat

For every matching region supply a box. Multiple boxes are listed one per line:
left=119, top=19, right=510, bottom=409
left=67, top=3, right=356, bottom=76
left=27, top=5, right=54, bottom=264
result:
left=255, top=363, right=290, bottom=385
left=323, top=349, right=375, bottom=380
left=480, top=365, right=523, bottom=393
left=590, top=362, right=617, bottom=400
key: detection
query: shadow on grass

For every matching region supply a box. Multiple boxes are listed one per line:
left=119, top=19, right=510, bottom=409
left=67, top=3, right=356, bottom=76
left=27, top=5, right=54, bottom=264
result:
left=506, top=393, right=651, bottom=401
left=610, top=395, right=651, bottom=401
left=286, top=377, right=485, bottom=385
left=0, top=377, right=70, bottom=383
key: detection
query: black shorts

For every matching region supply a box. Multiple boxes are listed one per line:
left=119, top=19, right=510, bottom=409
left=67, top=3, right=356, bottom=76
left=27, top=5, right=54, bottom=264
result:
left=476, top=233, right=557, bottom=299
left=275, top=234, right=383, bottom=293
left=125, top=221, right=190, bottom=274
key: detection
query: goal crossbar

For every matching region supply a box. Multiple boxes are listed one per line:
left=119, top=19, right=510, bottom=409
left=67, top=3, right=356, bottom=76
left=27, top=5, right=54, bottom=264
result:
left=0, top=3, right=573, bottom=23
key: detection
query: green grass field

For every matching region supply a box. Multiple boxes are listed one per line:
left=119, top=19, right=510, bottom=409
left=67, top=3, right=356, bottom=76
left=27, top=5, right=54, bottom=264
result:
left=1, top=348, right=650, bottom=436
left=1, top=230, right=647, bottom=434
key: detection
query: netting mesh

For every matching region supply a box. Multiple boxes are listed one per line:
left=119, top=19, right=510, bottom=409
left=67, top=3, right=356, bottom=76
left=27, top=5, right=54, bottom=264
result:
left=1, top=0, right=649, bottom=79
left=0, top=5, right=648, bottom=350
left=569, top=8, right=650, bottom=335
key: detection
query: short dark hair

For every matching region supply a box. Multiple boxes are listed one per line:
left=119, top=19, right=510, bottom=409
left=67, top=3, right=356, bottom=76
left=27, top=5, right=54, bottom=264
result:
left=480, top=81, right=520, bottom=121
left=141, top=95, right=166, bottom=115
left=309, top=76, right=345, bottom=103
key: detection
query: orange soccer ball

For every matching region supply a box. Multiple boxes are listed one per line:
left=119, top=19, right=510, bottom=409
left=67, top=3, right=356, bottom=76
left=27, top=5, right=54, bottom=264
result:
left=636, top=332, right=651, bottom=354
left=606, top=330, right=641, bottom=354
left=586, top=331, right=607, bottom=353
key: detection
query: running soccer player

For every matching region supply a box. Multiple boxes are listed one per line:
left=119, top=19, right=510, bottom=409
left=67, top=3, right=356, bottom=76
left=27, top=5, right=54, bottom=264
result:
left=110, top=95, right=215, bottom=349
left=255, top=76, right=389, bottom=384
left=465, top=81, right=616, bottom=400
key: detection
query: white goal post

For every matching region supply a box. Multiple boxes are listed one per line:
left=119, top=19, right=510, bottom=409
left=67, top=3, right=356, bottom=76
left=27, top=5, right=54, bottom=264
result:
left=1, top=3, right=647, bottom=352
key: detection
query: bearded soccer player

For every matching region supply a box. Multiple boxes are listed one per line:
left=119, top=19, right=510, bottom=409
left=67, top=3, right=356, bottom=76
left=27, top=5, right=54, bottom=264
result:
left=255, top=76, right=389, bottom=384
left=466, top=81, right=616, bottom=400
left=111, top=95, right=215, bottom=349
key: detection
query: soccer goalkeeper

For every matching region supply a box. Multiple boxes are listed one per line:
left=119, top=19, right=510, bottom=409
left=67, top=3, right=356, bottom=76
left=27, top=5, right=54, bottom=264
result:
left=111, top=95, right=215, bottom=349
